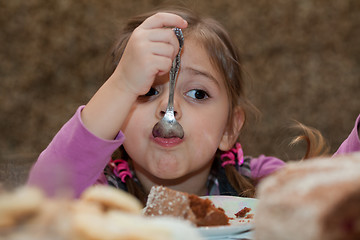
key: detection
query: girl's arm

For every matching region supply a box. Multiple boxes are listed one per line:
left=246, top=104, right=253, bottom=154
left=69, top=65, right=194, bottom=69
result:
left=333, top=114, right=360, bottom=156
left=27, top=13, right=188, bottom=197
left=27, top=106, right=123, bottom=197
left=250, top=155, right=286, bottom=181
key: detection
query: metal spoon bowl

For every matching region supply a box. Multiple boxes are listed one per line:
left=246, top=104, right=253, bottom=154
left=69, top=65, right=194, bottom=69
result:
left=152, top=28, right=184, bottom=139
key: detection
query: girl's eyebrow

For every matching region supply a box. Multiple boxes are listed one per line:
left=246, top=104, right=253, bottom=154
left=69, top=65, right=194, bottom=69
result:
left=182, top=66, right=220, bottom=87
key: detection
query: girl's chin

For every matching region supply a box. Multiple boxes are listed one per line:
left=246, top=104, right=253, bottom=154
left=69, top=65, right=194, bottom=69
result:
left=148, top=162, right=187, bottom=180
left=151, top=166, right=185, bottom=180
left=153, top=154, right=181, bottom=171
left=149, top=171, right=189, bottom=185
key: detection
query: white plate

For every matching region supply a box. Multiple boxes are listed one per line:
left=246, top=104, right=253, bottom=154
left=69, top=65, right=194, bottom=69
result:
left=197, top=196, right=257, bottom=237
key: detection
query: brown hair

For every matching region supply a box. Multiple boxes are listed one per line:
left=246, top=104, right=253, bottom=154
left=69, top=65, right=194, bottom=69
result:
left=290, top=121, right=330, bottom=159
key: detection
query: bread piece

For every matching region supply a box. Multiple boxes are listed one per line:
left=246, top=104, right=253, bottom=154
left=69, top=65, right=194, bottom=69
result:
left=255, top=152, right=360, bottom=240
left=0, top=186, right=44, bottom=228
left=0, top=185, right=203, bottom=240
left=80, top=185, right=143, bottom=214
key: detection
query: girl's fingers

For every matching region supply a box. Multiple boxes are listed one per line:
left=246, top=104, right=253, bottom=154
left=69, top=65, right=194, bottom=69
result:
left=150, top=55, right=173, bottom=75
left=144, top=42, right=176, bottom=73
left=147, top=28, right=179, bottom=53
left=147, top=28, right=179, bottom=44
left=149, top=42, right=177, bottom=59
left=141, top=12, right=188, bottom=30
left=114, top=12, right=186, bottom=96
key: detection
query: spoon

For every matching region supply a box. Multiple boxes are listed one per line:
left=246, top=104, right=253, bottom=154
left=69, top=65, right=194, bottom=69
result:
left=152, top=28, right=185, bottom=139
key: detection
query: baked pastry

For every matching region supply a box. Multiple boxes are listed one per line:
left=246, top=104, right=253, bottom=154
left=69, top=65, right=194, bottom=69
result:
left=255, top=152, right=360, bottom=240
left=80, top=185, right=143, bottom=214
left=0, top=185, right=203, bottom=240
left=143, top=185, right=229, bottom=227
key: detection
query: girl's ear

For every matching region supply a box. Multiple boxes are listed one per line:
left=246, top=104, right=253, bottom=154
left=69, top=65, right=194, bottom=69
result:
left=219, top=106, right=245, bottom=151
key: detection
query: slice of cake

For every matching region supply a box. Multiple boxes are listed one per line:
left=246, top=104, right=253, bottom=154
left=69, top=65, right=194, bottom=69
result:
left=143, top=186, right=229, bottom=227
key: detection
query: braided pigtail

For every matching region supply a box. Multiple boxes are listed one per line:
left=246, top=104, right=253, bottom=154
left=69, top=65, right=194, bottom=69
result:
left=124, top=160, right=147, bottom=206
left=216, top=144, right=256, bottom=198
left=223, top=164, right=255, bottom=198
left=110, top=147, right=147, bottom=206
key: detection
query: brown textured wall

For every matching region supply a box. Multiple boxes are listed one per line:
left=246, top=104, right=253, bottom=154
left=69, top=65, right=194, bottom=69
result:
left=1, top=0, right=359, bottom=188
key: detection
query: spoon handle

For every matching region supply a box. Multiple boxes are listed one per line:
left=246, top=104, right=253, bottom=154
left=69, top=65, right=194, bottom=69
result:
left=167, top=28, right=184, bottom=112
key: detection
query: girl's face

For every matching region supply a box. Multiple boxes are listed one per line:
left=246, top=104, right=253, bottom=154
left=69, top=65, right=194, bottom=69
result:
left=122, top=37, right=233, bottom=184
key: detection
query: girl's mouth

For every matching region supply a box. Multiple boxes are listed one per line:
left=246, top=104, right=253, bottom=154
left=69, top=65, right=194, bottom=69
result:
left=152, top=137, right=184, bottom=147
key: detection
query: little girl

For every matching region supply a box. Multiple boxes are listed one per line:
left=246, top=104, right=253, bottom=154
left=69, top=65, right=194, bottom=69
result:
left=27, top=7, right=360, bottom=204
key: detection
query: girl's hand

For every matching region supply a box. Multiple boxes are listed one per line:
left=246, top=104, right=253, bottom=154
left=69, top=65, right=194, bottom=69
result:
left=81, top=13, right=187, bottom=140
left=112, top=13, right=188, bottom=97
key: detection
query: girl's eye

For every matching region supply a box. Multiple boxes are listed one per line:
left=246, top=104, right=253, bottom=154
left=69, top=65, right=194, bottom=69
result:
left=144, top=87, right=159, bottom=96
left=185, top=89, right=209, bottom=100
left=138, top=87, right=160, bottom=102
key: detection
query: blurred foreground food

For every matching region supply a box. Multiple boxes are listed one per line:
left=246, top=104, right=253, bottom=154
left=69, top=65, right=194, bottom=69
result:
left=0, top=185, right=203, bottom=240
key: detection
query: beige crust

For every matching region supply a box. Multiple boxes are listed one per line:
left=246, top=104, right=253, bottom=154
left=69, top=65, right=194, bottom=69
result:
left=80, top=185, right=143, bottom=214
left=0, top=185, right=203, bottom=240
left=73, top=210, right=172, bottom=240
left=255, top=152, right=360, bottom=240
left=0, top=186, right=44, bottom=227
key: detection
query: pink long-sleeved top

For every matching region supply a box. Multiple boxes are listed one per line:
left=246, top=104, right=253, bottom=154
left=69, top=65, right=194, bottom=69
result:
left=27, top=106, right=360, bottom=197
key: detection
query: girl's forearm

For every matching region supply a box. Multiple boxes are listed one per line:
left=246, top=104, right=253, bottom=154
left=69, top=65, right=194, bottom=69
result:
left=81, top=75, right=138, bottom=140
left=27, top=106, right=125, bottom=197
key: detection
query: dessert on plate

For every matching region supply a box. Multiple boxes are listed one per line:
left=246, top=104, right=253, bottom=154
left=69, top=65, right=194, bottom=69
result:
left=143, top=185, right=230, bottom=227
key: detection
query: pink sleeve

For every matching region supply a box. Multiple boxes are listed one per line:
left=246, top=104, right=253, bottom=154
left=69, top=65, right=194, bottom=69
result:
left=250, top=155, right=286, bottom=181
left=333, top=114, right=360, bottom=156
left=27, top=106, right=124, bottom=197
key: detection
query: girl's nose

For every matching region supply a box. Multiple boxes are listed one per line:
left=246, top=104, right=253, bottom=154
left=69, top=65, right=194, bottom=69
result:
left=156, top=93, right=182, bottom=120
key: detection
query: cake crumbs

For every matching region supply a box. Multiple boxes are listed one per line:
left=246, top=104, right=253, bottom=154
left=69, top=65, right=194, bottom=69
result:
left=235, top=207, right=252, bottom=218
